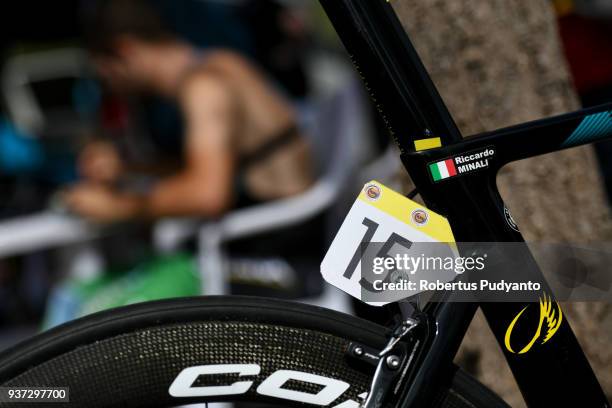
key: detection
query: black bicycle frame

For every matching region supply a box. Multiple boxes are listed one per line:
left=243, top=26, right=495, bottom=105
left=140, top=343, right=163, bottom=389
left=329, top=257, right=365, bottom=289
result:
left=320, top=0, right=612, bottom=407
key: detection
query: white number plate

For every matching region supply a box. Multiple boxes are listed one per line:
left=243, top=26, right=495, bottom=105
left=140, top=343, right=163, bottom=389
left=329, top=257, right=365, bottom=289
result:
left=320, top=181, right=456, bottom=306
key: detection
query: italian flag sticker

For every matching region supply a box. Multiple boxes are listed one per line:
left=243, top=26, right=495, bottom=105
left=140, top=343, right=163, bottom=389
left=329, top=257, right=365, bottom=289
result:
left=430, top=159, right=457, bottom=181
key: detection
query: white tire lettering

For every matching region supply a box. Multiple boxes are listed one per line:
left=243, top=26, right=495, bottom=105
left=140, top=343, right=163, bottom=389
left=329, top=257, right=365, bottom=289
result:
left=256, top=369, right=350, bottom=405
left=169, top=364, right=260, bottom=397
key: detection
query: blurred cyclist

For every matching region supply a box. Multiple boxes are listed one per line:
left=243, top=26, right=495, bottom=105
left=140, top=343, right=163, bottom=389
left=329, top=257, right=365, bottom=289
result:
left=65, top=0, right=313, bottom=221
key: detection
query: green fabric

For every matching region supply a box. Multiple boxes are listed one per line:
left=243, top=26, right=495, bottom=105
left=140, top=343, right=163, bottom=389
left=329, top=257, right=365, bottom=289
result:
left=79, top=253, right=200, bottom=316
left=43, top=253, right=200, bottom=328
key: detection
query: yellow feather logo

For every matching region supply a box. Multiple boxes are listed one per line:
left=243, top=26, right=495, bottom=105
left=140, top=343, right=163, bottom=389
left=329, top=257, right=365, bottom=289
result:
left=504, top=294, right=563, bottom=354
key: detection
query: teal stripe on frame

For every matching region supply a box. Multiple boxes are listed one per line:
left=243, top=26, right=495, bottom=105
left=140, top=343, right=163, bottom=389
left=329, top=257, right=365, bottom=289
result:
left=563, top=111, right=612, bottom=147
left=591, top=115, right=609, bottom=137
left=567, top=115, right=595, bottom=144
left=578, top=114, right=604, bottom=141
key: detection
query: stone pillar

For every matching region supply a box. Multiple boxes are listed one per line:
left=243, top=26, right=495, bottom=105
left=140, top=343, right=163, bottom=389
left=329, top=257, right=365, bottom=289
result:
left=392, top=1, right=612, bottom=405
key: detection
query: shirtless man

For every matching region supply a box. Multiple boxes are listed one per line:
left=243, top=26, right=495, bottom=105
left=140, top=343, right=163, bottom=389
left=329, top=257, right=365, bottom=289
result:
left=66, top=0, right=313, bottom=222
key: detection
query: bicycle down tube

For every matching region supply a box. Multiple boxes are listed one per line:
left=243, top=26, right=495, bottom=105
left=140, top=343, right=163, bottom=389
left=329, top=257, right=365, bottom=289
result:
left=319, top=0, right=611, bottom=407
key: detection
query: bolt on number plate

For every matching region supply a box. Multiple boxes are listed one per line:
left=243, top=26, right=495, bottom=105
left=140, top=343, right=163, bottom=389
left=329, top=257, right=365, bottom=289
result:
left=321, top=181, right=457, bottom=306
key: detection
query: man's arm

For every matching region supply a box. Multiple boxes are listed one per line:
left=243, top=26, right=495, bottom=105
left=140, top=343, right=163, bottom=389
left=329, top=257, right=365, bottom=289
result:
left=145, top=73, right=237, bottom=218
left=66, top=73, right=237, bottom=222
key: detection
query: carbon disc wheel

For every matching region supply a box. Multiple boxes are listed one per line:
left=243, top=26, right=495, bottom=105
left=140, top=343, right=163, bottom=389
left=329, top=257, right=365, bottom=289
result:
left=0, top=296, right=508, bottom=407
